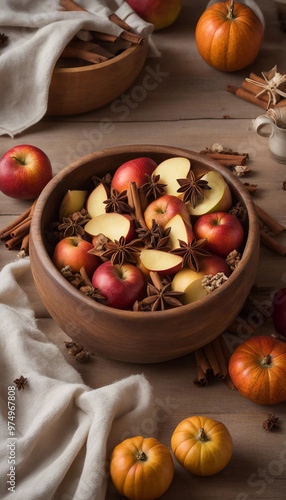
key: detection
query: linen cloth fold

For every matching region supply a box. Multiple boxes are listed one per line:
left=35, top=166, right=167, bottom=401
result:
left=0, top=0, right=156, bottom=138
left=0, top=258, right=153, bottom=500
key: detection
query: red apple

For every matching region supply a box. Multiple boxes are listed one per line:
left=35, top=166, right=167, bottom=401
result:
left=199, top=254, right=231, bottom=277
left=144, top=195, right=191, bottom=229
left=194, top=212, right=244, bottom=258
left=126, top=0, right=181, bottom=31
left=92, top=261, right=147, bottom=310
left=0, top=145, right=52, bottom=199
left=271, top=288, right=286, bottom=337
left=53, top=237, right=100, bottom=278
left=111, top=157, right=157, bottom=193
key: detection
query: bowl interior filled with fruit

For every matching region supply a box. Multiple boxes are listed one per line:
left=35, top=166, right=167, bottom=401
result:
left=30, top=145, right=260, bottom=363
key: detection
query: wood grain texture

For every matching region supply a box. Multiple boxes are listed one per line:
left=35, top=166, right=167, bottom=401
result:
left=0, top=0, right=286, bottom=497
left=47, top=43, right=148, bottom=115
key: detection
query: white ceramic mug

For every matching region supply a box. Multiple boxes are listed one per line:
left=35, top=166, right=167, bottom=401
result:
left=253, top=115, right=286, bottom=164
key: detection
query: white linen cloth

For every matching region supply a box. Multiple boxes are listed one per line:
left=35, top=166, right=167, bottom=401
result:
left=0, top=0, right=156, bottom=138
left=0, top=258, right=153, bottom=500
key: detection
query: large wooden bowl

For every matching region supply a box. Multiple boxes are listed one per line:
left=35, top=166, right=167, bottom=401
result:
left=47, top=43, right=148, bottom=116
left=30, top=145, right=260, bottom=363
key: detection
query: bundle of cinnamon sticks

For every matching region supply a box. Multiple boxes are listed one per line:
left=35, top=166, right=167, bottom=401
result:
left=193, top=335, right=235, bottom=390
left=58, top=0, right=144, bottom=65
left=226, top=72, right=286, bottom=110
left=0, top=201, right=36, bottom=256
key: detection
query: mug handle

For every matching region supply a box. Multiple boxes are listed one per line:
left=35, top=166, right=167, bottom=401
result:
left=253, top=115, right=273, bottom=138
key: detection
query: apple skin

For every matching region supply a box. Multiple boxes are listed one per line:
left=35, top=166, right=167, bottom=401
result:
left=126, top=0, right=181, bottom=31
left=271, top=288, right=286, bottom=337
left=111, top=157, right=157, bottom=193
left=92, top=261, right=147, bottom=310
left=199, top=254, right=231, bottom=277
left=0, top=145, right=52, bottom=199
left=194, top=212, right=244, bottom=258
left=53, top=237, right=101, bottom=278
left=144, top=195, right=191, bottom=229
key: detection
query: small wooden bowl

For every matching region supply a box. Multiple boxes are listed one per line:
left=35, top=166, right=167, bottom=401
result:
left=47, top=43, right=148, bottom=116
left=30, top=145, right=260, bottom=363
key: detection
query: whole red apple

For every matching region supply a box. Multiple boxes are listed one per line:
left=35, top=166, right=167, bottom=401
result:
left=53, top=237, right=100, bottom=278
left=126, top=0, right=181, bottom=31
left=194, top=212, right=244, bottom=258
left=92, top=261, right=147, bottom=310
left=271, top=288, right=286, bottom=337
left=144, top=194, right=190, bottom=229
left=0, top=145, right=52, bottom=199
left=111, top=157, right=157, bottom=193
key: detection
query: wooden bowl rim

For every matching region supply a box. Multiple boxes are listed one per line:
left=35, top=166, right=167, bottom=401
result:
left=31, top=144, right=260, bottom=319
left=53, top=44, right=140, bottom=75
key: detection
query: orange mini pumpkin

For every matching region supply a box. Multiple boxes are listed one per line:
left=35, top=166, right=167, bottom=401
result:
left=171, top=416, right=233, bottom=476
left=195, top=0, right=264, bottom=72
left=110, top=436, right=174, bottom=500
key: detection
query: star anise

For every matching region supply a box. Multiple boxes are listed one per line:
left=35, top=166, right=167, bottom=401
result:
left=79, top=285, right=104, bottom=301
left=60, top=266, right=86, bottom=288
left=88, top=233, right=110, bottom=257
left=103, top=188, right=132, bottom=214
left=100, top=236, right=142, bottom=265
left=263, top=414, right=280, bottom=431
left=133, top=300, right=152, bottom=312
left=92, top=173, right=112, bottom=190
left=171, top=237, right=210, bottom=272
left=58, top=210, right=91, bottom=237
left=0, top=33, right=8, bottom=46
left=139, top=282, right=184, bottom=312
left=136, top=219, right=170, bottom=249
left=140, top=173, right=167, bottom=200
left=177, top=170, right=211, bottom=208
left=13, top=376, right=27, bottom=391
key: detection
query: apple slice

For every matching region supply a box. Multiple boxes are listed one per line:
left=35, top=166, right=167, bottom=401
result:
left=84, top=213, right=136, bottom=242
left=86, top=183, right=109, bottom=219
left=140, top=249, right=183, bottom=276
left=59, top=190, right=88, bottom=221
left=152, top=157, right=191, bottom=196
left=171, top=267, right=208, bottom=305
left=164, top=214, right=193, bottom=250
left=186, top=170, right=232, bottom=217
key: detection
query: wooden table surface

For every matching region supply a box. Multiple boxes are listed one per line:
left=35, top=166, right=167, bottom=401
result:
left=1, top=1, right=286, bottom=498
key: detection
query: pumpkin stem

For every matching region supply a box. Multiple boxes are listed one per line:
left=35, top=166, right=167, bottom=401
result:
left=227, top=0, right=235, bottom=20
left=197, top=428, right=208, bottom=442
left=137, top=451, right=147, bottom=462
left=261, top=354, right=272, bottom=367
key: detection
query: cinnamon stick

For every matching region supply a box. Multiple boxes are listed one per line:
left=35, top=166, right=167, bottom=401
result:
left=149, top=271, right=162, bottom=290
left=20, top=234, right=30, bottom=256
left=260, top=229, right=286, bottom=257
left=194, top=348, right=211, bottom=375
left=80, top=266, right=93, bottom=287
left=204, top=153, right=247, bottom=165
left=255, top=204, right=285, bottom=235
left=203, top=343, right=223, bottom=379
left=5, top=234, right=23, bottom=250
left=109, top=13, right=130, bottom=31
left=226, top=85, right=268, bottom=110
left=10, top=217, right=32, bottom=238
left=71, top=40, right=114, bottom=59
left=211, top=337, right=228, bottom=378
left=0, top=205, right=32, bottom=239
left=193, top=361, right=208, bottom=387
left=128, top=182, right=147, bottom=229
left=60, top=0, right=85, bottom=11
left=249, top=72, right=265, bottom=84
left=61, top=44, right=108, bottom=64
left=275, top=98, right=286, bottom=108
left=92, top=32, right=118, bottom=43
left=242, top=79, right=269, bottom=102
left=120, top=31, right=144, bottom=46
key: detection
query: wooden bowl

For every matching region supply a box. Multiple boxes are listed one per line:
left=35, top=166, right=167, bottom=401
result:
left=30, top=145, right=260, bottom=363
left=47, top=43, right=148, bottom=116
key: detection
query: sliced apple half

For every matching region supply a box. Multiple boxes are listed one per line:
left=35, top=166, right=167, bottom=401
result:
left=59, top=190, right=88, bottom=221
left=187, top=170, right=232, bottom=217
left=84, top=213, right=135, bottom=242
left=171, top=267, right=208, bottom=305
left=140, top=249, right=183, bottom=276
left=152, top=157, right=191, bottom=197
left=164, top=214, right=193, bottom=250
left=86, top=183, right=109, bottom=219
